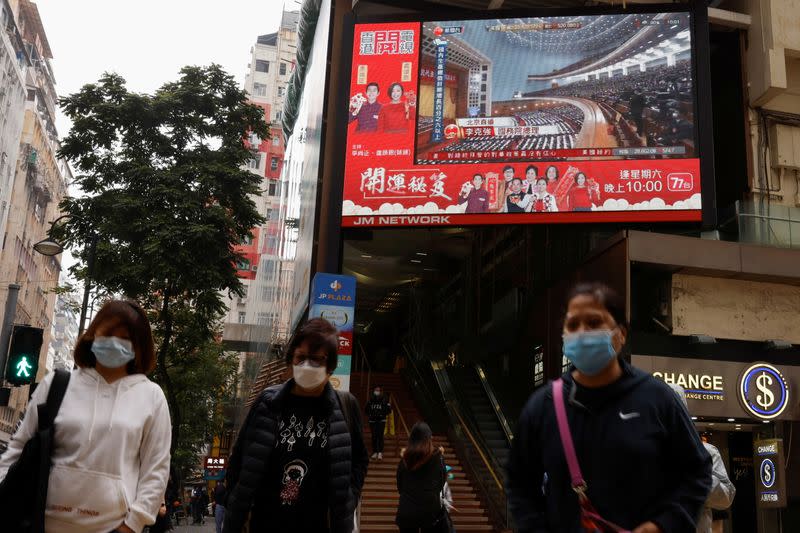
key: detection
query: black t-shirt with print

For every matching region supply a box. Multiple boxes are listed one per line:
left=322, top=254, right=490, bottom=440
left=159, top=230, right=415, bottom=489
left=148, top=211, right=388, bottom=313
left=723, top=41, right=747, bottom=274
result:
left=251, top=393, right=330, bottom=532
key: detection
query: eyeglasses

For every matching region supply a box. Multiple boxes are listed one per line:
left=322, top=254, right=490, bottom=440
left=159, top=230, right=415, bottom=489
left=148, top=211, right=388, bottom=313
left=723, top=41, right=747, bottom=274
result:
left=292, top=353, right=328, bottom=368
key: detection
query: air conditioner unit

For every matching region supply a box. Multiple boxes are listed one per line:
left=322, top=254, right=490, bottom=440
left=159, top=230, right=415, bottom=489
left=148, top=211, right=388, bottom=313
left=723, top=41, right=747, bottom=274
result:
left=237, top=297, right=248, bottom=306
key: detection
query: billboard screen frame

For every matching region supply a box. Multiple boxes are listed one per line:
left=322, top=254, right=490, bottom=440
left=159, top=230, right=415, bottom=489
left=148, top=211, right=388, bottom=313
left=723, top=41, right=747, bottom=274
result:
left=334, top=2, right=716, bottom=230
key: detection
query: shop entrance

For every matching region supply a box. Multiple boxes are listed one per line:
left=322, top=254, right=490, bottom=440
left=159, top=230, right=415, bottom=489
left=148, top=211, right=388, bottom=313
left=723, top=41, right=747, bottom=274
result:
left=696, top=421, right=774, bottom=533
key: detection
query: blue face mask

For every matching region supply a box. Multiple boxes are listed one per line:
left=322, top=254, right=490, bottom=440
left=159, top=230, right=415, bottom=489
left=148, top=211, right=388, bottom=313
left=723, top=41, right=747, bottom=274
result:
left=91, top=336, right=135, bottom=369
left=563, top=329, right=618, bottom=376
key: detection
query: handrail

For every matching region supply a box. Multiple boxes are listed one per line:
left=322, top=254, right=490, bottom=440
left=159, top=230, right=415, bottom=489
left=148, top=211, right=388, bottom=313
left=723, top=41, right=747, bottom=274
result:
left=475, top=364, right=514, bottom=445
left=389, top=391, right=410, bottom=436
left=355, top=341, right=372, bottom=402
left=451, top=403, right=504, bottom=493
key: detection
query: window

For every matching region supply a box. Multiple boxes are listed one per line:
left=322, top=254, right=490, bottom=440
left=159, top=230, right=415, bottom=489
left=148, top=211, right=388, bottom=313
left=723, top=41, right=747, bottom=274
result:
left=266, top=208, right=274, bottom=221
left=268, top=182, right=277, bottom=196
left=272, top=136, right=280, bottom=146
left=246, top=154, right=261, bottom=169
left=238, top=312, right=246, bottom=324
left=262, top=259, right=277, bottom=280
left=275, top=110, right=282, bottom=121
left=279, top=62, right=287, bottom=76
left=249, top=132, right=261, bottom=146
left=271, top=157, right=279, bottom=171
left=278, top=86, right=285, bottom=97
left=236, top=258, right=251, bottom=271
left=255, top=60, right=269, bottom=73
left=253, top=83, right=267, bottom=97
left=261, top=286, right=275, bottom=301
left=241, top=234, right=253, bottom=246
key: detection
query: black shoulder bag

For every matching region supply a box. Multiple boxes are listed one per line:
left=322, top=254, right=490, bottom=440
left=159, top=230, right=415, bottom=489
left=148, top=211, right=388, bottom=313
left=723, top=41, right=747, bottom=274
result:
left=0, top=369, right=70, bottom=533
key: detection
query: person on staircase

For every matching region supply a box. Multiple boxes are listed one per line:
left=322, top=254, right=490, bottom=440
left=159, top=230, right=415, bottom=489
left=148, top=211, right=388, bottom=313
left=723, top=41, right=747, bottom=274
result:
left=365, top=385, right=392, bottom=460
left=222, top=318, right=369, bottom=533
left=396, top=422, right=453, bottom=533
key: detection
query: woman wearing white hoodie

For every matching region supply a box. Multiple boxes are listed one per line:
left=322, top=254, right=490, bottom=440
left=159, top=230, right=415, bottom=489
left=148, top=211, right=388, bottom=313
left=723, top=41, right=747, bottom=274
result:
left=0, top=300, right=172, bottom=533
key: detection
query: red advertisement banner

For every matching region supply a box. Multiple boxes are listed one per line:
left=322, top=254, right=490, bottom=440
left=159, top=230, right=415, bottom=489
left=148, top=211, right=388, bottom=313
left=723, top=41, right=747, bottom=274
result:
left=343, top=21, right=703, bottom=228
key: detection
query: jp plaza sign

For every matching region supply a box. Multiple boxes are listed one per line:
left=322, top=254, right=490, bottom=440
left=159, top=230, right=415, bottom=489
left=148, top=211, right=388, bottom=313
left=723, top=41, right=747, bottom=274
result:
left=633, top=355, right=800, bottom=421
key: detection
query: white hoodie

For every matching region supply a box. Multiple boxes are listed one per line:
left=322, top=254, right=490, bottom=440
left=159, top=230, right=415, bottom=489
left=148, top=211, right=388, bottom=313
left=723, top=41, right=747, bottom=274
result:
left=0, top=367, right=172, bottom=533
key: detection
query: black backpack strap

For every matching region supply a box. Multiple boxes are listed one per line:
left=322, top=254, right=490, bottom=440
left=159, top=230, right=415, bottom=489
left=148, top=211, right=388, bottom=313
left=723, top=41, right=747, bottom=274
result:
left=38, top=369, right=70, bottom=431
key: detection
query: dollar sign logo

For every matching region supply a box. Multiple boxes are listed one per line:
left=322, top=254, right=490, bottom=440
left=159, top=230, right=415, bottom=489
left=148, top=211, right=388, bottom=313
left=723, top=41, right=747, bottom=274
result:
left=764, top=463, right=773, bottom=484
left=756, top=372, right=775, bottom=410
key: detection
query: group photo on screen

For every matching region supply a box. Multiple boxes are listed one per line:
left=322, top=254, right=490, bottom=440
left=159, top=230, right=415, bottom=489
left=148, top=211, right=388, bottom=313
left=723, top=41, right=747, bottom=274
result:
left=415, top=12, right=697, bottom=164
left=456, top=163, right=601, bottom=214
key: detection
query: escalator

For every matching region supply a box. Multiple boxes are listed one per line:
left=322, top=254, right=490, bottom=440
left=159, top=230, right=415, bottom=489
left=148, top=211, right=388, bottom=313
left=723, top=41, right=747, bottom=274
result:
left=448, top=365, right=513, bottom=472
left=400, top=352, right=513, bottom=532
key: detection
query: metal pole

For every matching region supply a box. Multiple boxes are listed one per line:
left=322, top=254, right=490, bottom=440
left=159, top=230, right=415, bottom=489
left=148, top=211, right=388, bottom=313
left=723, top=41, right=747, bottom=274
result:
left=0, top=284, right=21, bottom=380
left=78, top=236, right=97, bottom=337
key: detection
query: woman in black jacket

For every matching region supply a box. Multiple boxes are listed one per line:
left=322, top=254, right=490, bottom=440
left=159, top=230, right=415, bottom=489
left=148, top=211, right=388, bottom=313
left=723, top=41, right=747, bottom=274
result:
left=396, top=422, right=451, bottom=533
left=506, top=282, right=711, bottom=533
left=222, top=318, right=369, bottom=533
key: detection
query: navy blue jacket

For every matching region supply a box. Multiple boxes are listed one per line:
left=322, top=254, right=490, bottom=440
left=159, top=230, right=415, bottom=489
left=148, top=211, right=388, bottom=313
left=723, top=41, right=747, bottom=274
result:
left=506, top=359, right=711, bottom=533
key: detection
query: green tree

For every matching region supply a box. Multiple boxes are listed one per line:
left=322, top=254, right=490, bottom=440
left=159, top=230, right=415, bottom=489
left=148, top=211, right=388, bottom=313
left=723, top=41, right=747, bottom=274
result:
left=56, top=65, right=268, bottom=457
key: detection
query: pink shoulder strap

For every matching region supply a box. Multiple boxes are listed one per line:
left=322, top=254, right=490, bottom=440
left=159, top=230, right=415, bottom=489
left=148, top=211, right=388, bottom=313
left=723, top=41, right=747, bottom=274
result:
left=552, top=378, right=587, bottom=492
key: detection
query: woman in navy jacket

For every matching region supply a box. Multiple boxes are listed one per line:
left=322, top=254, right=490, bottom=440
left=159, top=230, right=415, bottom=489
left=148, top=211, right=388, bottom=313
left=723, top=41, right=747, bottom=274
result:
left=506, top=283, right=711, bottom=533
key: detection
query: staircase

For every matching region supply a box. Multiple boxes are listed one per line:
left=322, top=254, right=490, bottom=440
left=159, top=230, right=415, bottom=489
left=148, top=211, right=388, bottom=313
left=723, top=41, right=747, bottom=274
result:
left=351, top=372, right=495, bottom=532
left=450, top=367, right=511, bottom=471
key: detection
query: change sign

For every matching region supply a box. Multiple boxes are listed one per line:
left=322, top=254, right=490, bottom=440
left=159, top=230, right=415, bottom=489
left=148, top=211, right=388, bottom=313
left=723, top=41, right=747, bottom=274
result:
left=753, top=439, right=786, bottom=508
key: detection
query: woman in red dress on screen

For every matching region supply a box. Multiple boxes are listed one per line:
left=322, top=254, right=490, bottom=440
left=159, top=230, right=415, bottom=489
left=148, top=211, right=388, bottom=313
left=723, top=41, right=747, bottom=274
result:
left=545, top=165, right=559, bottom=194
left=378, top=83, right=414, bottom=134
left=567, top=172, right=600, bottom=212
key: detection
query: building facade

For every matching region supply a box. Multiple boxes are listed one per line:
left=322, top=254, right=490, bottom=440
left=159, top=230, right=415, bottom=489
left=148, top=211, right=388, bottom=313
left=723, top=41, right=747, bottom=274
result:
left=262, top=0, right=800, bottom=531
left=45, top=276, right=79, bottom=372
left=0, top=0, right=28, bottom=248
left=221, top=10, right=301, bottom=426
left=0, top=0, right=65, bottom=445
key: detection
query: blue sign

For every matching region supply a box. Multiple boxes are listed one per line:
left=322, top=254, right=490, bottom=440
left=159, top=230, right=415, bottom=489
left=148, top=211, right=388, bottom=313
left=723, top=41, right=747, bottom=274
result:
left=203, top=469, right=226, bottom=481
left=760, top=458, right=776, bottom=488
left=740, top=363, right=790, bottom=420
left=309, top=273, right=356, bottom=391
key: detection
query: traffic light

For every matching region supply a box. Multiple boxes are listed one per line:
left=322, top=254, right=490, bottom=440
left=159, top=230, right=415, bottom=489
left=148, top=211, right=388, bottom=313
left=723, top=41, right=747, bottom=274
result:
left=6, top=325, right=43, bottom=386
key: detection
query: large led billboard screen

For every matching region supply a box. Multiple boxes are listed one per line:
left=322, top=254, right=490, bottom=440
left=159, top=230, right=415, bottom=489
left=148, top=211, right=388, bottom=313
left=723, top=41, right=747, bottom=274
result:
left=342, top=10, right=705, bottom=227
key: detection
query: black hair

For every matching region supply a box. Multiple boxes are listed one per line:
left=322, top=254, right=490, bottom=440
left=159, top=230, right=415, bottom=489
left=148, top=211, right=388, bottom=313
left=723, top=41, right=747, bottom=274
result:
left=473, top=173, right=484, bottom=181
left=284, top=318, right=339, bottom=373
left=503, top=165, right=514, bottom=173
left=545, top=165, right=559, bottom=180
left=511, top=177, right=523, bottom=185
left=366, top=82, right=379, bottom=92
left=536, top=178, right=547, bottom=186
left=574, top=172, right=587, bottom=185
left=388, top=83, right=404, bottom=98
left=404, top=421, right=435, bottom=470
left=525, top=165, right=538, bottom=176
left=566, top=282, right=628, bottom=332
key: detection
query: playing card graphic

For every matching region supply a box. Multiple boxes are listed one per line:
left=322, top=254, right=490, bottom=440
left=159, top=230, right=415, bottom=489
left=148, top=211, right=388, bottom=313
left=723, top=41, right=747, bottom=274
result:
left=280, top=459, right=309, bottom=506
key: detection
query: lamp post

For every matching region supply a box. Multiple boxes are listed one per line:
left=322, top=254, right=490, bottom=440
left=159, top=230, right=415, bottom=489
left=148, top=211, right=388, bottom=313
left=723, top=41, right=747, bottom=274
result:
left=33, top=214, right=96, bottom=336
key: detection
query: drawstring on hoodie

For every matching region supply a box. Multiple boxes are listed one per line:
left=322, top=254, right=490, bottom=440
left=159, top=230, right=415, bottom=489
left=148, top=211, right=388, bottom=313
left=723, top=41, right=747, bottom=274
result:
left=87, top=377, right=100, bottom=444
left=109, top=385, right=121, bottom=432
left=87, top=373, right=124, bottom=443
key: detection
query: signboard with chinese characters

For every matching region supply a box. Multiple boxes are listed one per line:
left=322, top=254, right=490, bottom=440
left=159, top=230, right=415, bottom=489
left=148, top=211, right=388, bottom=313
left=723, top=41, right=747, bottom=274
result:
left=204, top=456, right=227, bottom=471
left=343, top=11, right=705, bottom=227
left=309, top=273, right=356, bottom=391
left=753, top=439, right=786, bottom=508
left=632, top=355, right=800, bottom=421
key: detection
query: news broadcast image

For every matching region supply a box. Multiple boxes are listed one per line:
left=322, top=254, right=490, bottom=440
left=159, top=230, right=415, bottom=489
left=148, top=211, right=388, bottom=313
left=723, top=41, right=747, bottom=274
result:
left=342, top=13, right=703, bottom=228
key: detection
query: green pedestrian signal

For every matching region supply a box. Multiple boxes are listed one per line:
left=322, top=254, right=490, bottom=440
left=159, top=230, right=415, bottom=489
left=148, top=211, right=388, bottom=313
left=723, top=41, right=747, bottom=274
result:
left=6, top=326, right=43, bottom=386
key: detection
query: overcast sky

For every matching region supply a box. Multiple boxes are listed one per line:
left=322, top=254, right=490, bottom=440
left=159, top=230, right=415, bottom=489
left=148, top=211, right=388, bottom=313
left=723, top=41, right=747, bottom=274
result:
left=36, top=0, right=297, bottom=135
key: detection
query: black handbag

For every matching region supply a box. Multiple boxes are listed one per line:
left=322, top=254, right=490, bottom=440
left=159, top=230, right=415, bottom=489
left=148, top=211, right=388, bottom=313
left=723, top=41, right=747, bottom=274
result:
left=0, top=369, right=70, bottom=533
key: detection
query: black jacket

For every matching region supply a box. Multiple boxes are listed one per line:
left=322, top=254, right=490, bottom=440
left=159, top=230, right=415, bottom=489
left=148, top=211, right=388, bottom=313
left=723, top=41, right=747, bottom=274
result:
left=506, top=359, right=711, bottom=533
left=365, top=395, right=391, bottom=423
left=223, top=380, right=369, bottom=533
left=396, top=448, right=446, bottom=528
